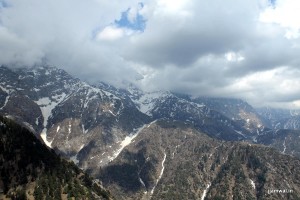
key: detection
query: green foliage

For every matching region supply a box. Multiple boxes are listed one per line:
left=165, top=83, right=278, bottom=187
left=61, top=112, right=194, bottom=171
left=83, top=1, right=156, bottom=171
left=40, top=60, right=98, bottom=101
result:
left=7, top=187, right=27, bottom=200
left=0, top=116, right=112, bottom=200
left=34, top=185, right=43, bottom=200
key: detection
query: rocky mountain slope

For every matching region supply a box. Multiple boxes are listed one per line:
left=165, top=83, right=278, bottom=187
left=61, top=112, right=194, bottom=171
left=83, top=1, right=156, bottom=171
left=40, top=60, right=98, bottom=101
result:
left=1, top=65, right=300, bottom=200
left=257, top=107, right=300, bottom=130
left=0, top=65, right=274, bottom=149
left=0, top=65, right=150, bottom=175
left=192, top=97, right=270, bottom=132
left=0, top=64, right=258, bottom=176
left=0, top=66, right=300, bottom=199
left=99, top=83, right=263, bottom=141
left=98, top=120, right=300, bottom=200
left=0, top=115, right=113, bottom=200
left=256, top=128, right=300, bottom=159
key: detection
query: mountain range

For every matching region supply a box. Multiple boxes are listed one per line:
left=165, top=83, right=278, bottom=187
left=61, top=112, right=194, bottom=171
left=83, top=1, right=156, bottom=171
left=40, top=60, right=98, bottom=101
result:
left=1, top=65, right=300, bottom=199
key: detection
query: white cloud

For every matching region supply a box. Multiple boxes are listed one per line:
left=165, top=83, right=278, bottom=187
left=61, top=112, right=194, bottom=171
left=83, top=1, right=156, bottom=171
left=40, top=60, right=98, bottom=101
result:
left=260, top=0, right=300, bottom=38
left=1, top=0, right=300, bottom=108
left=0, top=0, right=142, bottom=83
left=225, top=52, right=245, bottom=62
left=127, top=3, right=145, bottom=24
left=157, top=0, right=191, bottom=16
left=226, top=67, right=300, bottom=107
left=97, top=26, right=125, bottom=41
left=0, top=26, right=44, bottom=66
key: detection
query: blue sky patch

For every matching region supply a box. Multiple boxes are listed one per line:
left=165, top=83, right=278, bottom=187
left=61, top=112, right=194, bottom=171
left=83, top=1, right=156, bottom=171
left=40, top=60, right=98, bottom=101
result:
left=115, top=3, right=146, bottom=32
left=269, top=0, right=276, bottom=7
left=0, top=0, right=10, bottom=9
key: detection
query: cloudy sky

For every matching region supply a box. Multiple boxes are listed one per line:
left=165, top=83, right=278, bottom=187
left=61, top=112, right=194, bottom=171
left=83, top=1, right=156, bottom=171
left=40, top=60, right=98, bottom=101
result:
left=1, top=0, right=300, bottom=108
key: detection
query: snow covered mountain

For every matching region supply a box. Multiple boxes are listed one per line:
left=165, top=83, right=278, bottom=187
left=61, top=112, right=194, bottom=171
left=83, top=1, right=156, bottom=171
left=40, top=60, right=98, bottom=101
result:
left=99, top=83, right=260, bottom=141
left=1, top=65, right=300, bottom=199
left=0, top=66, right=299, bottom=162
left=0, top=65, right=150, bottom=175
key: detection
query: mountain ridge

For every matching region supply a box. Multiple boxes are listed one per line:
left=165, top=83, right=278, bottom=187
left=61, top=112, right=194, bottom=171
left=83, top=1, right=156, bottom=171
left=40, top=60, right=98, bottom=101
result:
left=98, top=119, right=300, bottom=200
left=1, top=65, right=300, bottom=199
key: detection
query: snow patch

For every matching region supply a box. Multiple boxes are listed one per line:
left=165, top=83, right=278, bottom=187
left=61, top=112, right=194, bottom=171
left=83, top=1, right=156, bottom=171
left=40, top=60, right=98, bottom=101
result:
left=56, top=125, right=60, bottom=133
left=250, top=179, right=255, bottom=189
left=82, top=124, right=88, bottom=134
left=139, top=177, right=146, bottom=188
left=0, top=85, right=12, bottom=109
left=282, top=137, right=287, bottom=154
left=201, top=183, right=211, bottom=200
left=40, top=129, right=52, bottom=148
left=33, top=88, right=40, bottom=92
left=0, top=85, right=11, bottom=93
left=108, top=109, right=116, bottom=116
left=135, top=91, right=170, bottom=115
left=252, top=136, right=257, bottom=143
left=0, top=121, right=5, bottom=127
left=157, top=152, right=166, bottom=181
left=172, top=145, right=180, bottom=159
left=79, top=144, right=85, bottom=151
left=147, top=120, right=157, bottom=128
left=66, top=121, right=72, bottom=142
left=70, top=154, right=79, bottom=165
left=150, top=151, right=167, bottom=196
left=111, top=122, right=152, bottom=161
left=68, top=122, right=71, bottom=134
left=35, top=93, right=66, bottom=128
left=196, top=103, right=205, bottom=108
left=0, top=95, right=9, bottom=109
left=235, top=130, right=246, bottom=138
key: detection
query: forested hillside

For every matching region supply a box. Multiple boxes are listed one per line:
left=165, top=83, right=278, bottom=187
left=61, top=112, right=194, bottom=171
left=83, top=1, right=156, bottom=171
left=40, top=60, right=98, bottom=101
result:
left=0, top=115, right=113, bottom=200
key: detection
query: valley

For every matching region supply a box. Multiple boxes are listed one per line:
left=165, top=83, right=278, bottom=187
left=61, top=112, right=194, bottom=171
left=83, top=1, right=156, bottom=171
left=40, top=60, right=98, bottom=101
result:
left=1, top=65, right=300, bottom=199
